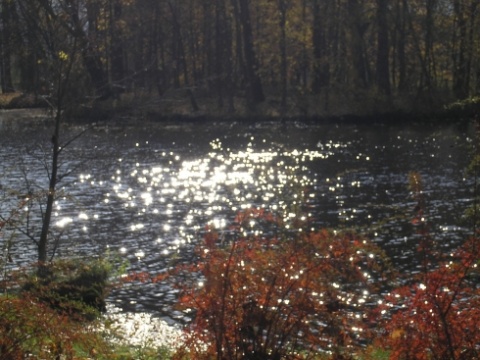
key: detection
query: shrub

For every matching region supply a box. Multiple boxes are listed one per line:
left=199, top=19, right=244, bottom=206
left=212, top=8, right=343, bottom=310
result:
left=375, top=172, right=480, bottom=359
left=171, top=208, right=393, bottom=359
left=375, top=235, right=480, bottom=359
left=0, top=294, right=109, bottom=359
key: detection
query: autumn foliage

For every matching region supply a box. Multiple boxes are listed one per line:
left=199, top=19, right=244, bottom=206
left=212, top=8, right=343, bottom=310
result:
left=166, top=169, right=480, bottom=359
left=375, top=172, right=480, bottom=359
left=0, top=294, right=106, bottom=359
left=375, top=236, right=480, bottom=359
left=171, top=208, right=393, bottom=359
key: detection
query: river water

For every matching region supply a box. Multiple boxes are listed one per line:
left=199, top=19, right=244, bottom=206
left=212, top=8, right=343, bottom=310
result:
left=0, top=118, right=475, bottom=322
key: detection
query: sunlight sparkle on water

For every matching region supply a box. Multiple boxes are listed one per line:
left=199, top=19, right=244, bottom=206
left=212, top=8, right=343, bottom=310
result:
left=106, top=137, right=367, bottom=266
left=55, top=217, right=73, bottom=228
left=78, top=212, right=88, bottom=220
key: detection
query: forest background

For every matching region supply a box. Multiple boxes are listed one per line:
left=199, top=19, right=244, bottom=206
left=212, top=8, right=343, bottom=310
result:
left=0, top=0, right=479, bottom=120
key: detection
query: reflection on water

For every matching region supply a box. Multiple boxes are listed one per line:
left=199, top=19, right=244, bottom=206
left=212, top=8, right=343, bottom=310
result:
left=109, top=137, right=336, bottom=257
left=0, top=120, right=474, bottom=318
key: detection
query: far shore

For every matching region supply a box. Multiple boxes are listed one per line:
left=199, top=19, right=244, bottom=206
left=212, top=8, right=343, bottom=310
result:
left=0, top=95, right=477, bottom=130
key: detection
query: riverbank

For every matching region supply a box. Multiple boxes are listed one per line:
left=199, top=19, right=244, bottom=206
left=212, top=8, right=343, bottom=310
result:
left=0, top=108, right=51, bottom=130
left=0, top=91, right=478, bottom=128
left=0, top=106, right=474, bottom=133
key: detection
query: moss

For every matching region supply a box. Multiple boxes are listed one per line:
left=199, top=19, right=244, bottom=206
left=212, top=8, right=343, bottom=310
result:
left=22, top=258, right=113, bottom=319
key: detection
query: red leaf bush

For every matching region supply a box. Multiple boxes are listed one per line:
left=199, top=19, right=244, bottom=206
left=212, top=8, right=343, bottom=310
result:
left=375, top=172, right=480, bottom=359
left=376, top=236, right=480, bottom=359
left=171, top=208, right=393, bottom=359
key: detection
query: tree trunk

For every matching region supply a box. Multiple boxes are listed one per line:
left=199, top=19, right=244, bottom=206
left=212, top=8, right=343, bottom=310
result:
left=346, top=0, right=369, bottom=89
left=396, top=0, right=408, bottom=93
left=278, top=0, right=287, bottom=110
left=215, top=0, right=234, bottom=112
left=0, top=0, right=15, bottom=93
left=110, top=0, right=124, bottom=88
left=201, top=0, right=213, bottom=88
left=168, top=1, right=189, bottom=88
left=376, top=0, right=390, bottom=95
left=299, top=0, right=308, bottom=88
left=38, top=111, right=60, bottom=264
left=404, top=1, right=430, bottom=97
left=454, top=1, right=479, bottom=99
left=312, top=0, right=330, bottom=94
left=235, top=0, right=265, bottom=106
left=424, top=0, right=436, bottom=91
left=453, top=0, right=469, bottom=99
left=62, top=0, right=109, bottom=98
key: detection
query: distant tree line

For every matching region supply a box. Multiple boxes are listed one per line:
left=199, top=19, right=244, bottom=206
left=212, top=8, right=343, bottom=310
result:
left=0, top=0, right=478, bottom=115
